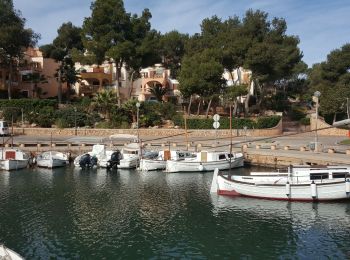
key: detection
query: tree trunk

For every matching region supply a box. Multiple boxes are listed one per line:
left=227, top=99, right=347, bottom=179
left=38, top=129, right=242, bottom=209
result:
left=205, top=98, right=213, bottom=118
left=128, top=71, right=135, bottom=99
left=8, top=61, right=12, bottom=100
left=115, top=63, right=121, bottom=107
left=58, top=65, right=62, bottom=104
left=187, top=95, right=193, bottom=115
left=66, top=82, right=71, bottom=102
left=196, top=97, right=201, bottom=115
left=233, top=99, right=238, bottom=116
left=244, top=92, right=250, bottom=117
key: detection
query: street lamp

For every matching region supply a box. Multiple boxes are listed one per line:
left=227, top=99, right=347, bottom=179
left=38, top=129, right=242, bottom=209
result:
left=314, top=91, right=321, bottom=152
left=136, top=102, right=140, bottom=142
left=74, top=107, right=77, bottom=136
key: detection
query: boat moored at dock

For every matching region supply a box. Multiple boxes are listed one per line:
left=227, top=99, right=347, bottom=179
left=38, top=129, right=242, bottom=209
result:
left=211, top=165, right=350, bottom=201
left=165, top=151, right=244, bottom=173
left=0, top=148, right=30, bottom=171
left=139, top=150, right=195, bottom=171
left=36, top=151, right=69, bottom=168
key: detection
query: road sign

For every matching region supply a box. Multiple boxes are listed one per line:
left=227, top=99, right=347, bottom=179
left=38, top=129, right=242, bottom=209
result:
left=213, top=114, right=220, bottom=122
left=213, top=121, right=220, bottom=129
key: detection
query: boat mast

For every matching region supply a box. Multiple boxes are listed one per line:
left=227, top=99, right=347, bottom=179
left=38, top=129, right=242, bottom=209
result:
left=229, top=104, right=233, bottom=176
left=184, top=106, right=189, bottom=151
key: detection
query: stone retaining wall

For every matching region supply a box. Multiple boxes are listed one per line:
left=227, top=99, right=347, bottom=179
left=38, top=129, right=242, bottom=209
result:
left=12, top=119, right=283, bottom=137
left=310, top=114, right=349, bottom=136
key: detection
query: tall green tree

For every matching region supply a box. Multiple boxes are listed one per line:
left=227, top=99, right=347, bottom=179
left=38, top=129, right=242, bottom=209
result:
left=0, top=0, right=39, bottom=99
left=243, top=10, right=303, bottom=112
left=40, top=22, right=83, bottom=103
left=159, top=31, right=188, bottom=78
left=82, top=0, right=159, bottom=106
left=309, top=44, right=350, bottom=122
left=179, top=49, right=225, bottom=116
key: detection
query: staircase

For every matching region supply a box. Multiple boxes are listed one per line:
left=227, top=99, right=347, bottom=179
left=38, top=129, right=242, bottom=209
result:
left=282, top=117, right=300, bottom=135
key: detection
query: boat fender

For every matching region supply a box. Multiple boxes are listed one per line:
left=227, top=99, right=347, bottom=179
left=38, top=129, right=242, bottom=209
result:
left=285, top=182, right=291, bottom=197
left=346, top=179, right=350, bottom=195
left=198, top=163, right=204, bottom=171
left=311, top=181, right=317, bottom=199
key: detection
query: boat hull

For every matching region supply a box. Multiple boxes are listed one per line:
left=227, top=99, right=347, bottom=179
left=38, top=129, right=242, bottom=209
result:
left=139, top=159, right=166, bottom=171
left=0, top=159, right=28, bottom=171
left=166, top=157, right=244, bottom=173
left=216, top=174, right=350, bottom=201
left=37, top=158, right=68, bottom=168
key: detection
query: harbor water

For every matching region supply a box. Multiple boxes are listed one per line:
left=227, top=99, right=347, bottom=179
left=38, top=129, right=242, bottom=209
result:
left=0, top=166, right=350, bottom=259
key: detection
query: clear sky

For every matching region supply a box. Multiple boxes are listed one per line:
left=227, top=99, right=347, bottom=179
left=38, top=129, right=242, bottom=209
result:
left=12, top=0, right=350, bottom=67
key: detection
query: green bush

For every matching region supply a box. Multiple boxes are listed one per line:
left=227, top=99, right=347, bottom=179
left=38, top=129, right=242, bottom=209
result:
left=290, top=105, right=306, bottom=120
left=55, top=118, right=69, bottom=129
left=255, top=116, right=281, bottom=128
left=299, top=117, right=310, bottom=126
left=173, top=116, right=281, bottom=129
left=95, top=121, right=114, bottom=129
left=29, top=106, right=56, bottom=127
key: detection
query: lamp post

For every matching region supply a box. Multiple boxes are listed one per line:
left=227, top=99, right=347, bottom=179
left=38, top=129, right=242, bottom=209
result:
left=74, top=107, right=77, bottom=136
left=136, top=102, right=140, bottom=142
left=314, top=91, right=321, bottom=152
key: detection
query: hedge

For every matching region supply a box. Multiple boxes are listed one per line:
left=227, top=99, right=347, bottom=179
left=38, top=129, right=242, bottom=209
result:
left=0, top=99, right=58, bottom=111
left=173, top=115, right=281, bottom=129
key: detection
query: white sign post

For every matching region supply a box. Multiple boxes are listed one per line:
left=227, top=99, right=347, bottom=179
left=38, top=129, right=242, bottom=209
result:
left=213, top=114, right=220, bottom=146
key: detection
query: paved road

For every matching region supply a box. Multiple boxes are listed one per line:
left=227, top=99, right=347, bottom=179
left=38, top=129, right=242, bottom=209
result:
left=7, top=132, right=349, bottom=152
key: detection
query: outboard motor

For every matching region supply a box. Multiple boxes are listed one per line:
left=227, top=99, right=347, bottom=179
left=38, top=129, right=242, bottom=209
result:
left=79, top=154, right=98, bottom=169
left=106, top=150, right=121, bottom=170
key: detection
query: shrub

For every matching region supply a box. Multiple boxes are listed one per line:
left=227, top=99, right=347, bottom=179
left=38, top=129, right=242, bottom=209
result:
left=173, top=115, right=281, bottom=129
left=95, top=121, right=114, bottom=129
left=299, top=117, right=310, bottom=126
left=55, top=118, right=69, bottom=129
left=290, top=105, right=306, bottom=120
left=255, top=116, right=281, bottom=128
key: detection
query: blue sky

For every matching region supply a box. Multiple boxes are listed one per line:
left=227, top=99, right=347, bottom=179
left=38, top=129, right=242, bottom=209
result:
left=12, top=0, right=350, bottom=67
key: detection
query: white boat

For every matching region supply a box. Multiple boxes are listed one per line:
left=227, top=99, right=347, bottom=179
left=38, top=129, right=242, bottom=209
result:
left=36, top=151, right=69, bottom=168
left=0, top=148, right=30, bottom=171
left=333, top=118, right=350, bottom=129
left=139, top=150, right=195, bottom=171
left=165, top=151, right=244, bottom=173
left=116, top=143, right=157, bottom=169
left=211, top=165, right=350, bottom=201
left=0, top=244, right=24, bottom=260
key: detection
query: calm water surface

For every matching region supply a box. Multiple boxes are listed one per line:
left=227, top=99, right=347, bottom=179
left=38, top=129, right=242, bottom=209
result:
left=0, top=166, right=350, bottom=259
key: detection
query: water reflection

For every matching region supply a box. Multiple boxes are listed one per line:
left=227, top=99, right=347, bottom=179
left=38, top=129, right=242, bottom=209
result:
left=0, top=167, right=349, bottom=259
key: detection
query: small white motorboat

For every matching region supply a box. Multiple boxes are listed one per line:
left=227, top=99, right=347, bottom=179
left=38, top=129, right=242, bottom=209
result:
left=36, top=151, right=69, bottom=168
left=211, top=165, right=350, bottom=201
left=0, top=148, right=30, bottom=171
left=117, top=142, right=157, bottom=169
left=165, top=151, right=244, bottom=173
left=0, top=244, right=24, bottom=260
left=139, top=150, right=195, bottom=171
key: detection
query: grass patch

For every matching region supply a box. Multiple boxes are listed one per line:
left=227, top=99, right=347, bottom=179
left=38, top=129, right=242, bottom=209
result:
left=339, top=139, right=350, bottom=145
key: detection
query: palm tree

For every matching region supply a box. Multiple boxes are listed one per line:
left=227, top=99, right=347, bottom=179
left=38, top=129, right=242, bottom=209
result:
left=92, top=89, right=116, bottom=121
left=122, top=99, right=139, bottom=123
left=149, top=83, right=168, bottom=102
